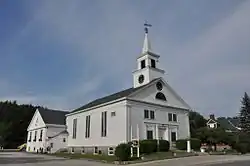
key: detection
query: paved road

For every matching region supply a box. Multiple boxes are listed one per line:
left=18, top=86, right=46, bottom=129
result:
left=207, top=160, right=250, bottom=166
left=1, top=152, right=250, bottom=166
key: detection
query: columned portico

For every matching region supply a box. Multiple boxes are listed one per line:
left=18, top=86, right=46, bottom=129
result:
left=144, top=122, right=178, bottom=144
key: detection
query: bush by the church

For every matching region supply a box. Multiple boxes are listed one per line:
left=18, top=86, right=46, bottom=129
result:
left=158, top=140, right=170, bottom=152
left=139, top=140, right=157, bottom=154
left=176, top=138, right=201, bottom=151
left=234, top=143, right=248, bottom=154
left=115, top=143, right=131, bottom=161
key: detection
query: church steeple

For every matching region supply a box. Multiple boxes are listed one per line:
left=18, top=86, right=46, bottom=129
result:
left=132, top=22, right=165, bottom=88
left=142, top=28, right=152, bottom=54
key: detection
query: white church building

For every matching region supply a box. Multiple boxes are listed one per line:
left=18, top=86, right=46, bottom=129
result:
left=65, top=26, right=191, bottom=154
left=26, top=108, right=68, bottom=153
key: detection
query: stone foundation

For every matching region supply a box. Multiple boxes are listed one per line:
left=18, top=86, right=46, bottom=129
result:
left=67, top=146, right=115, bottom=155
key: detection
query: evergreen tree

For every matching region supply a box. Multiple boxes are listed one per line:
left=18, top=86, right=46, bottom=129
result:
left=239, top=92, right=250, bottom=132
left=189, top=111, right=207, bottom=137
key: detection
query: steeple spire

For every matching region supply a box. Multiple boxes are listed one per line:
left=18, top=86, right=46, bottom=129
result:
left=142, top=21, right=152, bottom=54
left=133, top=22, right=164, bottom=88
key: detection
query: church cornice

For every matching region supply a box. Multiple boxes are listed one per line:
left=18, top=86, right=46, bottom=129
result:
left=137, top=51, right=160, bottom=59
left=132, top=66, right=165, bottom=74
left=127, top=99, right=190, bottom=112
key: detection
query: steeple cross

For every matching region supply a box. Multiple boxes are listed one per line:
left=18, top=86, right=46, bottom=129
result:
left=144, top=21, right=152, bottom=34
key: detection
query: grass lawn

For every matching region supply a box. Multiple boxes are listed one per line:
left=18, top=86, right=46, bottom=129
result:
left=50, top=153, right=116, bottom=163
left=127, top=151, right=198, bottom=164
left=50, top=151, right=197, bottom=164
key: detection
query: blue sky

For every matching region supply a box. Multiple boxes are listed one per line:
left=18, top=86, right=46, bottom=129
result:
left=0, top=0, right=249, bottom=117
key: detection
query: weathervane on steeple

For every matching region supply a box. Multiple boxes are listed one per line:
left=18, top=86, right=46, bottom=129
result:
left=144, top=20, right=152, bottom=34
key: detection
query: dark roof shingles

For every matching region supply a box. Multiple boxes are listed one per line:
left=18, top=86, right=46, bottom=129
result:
left=39, top=108, right=68, bottom=125
left=217, top=117, right=239, bottom=131
left=72, top=79, right=159, bottom=113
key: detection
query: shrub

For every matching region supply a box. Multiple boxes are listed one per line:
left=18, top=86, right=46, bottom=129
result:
left=176, top=138, right=201, bottom=151
left=159, top=140, right=170, bottom=152
left=115, top=143, right=131, bottom=161
left=191, top=138, right=202, bottom=150
left=139, top=140, right=157, bottom=154
left=235, top=143, right=248, bottom=154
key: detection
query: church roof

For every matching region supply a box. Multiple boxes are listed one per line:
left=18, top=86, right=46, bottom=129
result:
left=72, top=79, right=159, bottom=113
left=38, top=108, right=68, bottom=125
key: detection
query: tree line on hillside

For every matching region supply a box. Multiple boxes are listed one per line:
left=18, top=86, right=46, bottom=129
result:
left=0, top=101, right=37, bottom=148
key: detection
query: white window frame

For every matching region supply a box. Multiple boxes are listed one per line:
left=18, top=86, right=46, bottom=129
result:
left=150, top=110, right=155, bottom=119
left=72, top=118, right=77, bottom=139
left=81, top=147, right=85, bottom=154
left=101, top=111, right=107, bottom=137
left=168, top=113, right=177, bottom=122
left=71, top=147, right=75, bottom=154
left=108, top=147, right=115, bottom=156
left=111, top=111, right=116, bottom=117
left=93, top=147, right=98, bottom=155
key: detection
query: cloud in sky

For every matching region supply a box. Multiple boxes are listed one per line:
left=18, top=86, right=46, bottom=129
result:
left=0, top=0, right=249, bottom=117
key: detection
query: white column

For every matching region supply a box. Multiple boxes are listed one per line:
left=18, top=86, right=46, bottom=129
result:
left=165, top=126, right=169, bottom=141
left=144, top=124, right=147, bottom=139
left=187, top=140, right=191, bottom=153
left=155, top=124, right=159, bottom=139
left=130, top=125, right=133, bottom=157
left=137, top=124, right=140, bottom=158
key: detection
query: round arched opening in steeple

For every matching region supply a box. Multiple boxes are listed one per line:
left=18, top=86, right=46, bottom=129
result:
left=155, top=92, right=166, bottom=101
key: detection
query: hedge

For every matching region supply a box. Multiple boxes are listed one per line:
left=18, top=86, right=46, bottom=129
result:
left=139, top=139, right=170, bottom=154
left=159, top=140, right=170, bottom=152
left=176, top=138, right=201, bottom=151
left=234, top=143, right=248, bottom=154
left=115, top=139, right=170, bottom=160
left=115, top=143, right=131, bottom=161
left=139, top=140, right=157, bottom=154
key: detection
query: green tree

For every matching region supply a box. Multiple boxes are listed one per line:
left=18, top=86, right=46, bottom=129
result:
left=195, top=127, right=236, bottom=151
left=0, top=101, right=37, bottom=148
left=239, top=92, right=250, bottom=132
left=189, top=111, right=207, bottom=137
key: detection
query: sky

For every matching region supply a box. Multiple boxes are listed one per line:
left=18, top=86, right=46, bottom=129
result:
left=0, top=0, right=249, bottom=117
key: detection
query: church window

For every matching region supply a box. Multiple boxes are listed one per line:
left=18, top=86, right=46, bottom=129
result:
left=39, top=130, right=43, bottom=141
left=108, top=147, right=115, bottom=156
left=147, top=130, right=153, bottom=140
left=85, top=115, right=91, bottom=138
left=141, top=60, right=145, bottom=69
left=81, top=147, right=85, bottom=154
left=94, top=147, right=98, bottom=154
left=144, top=110, right=149, bottom=119
left=156, top=82, right=163, bottom=91
left=168, top=113, right=177, bottom=122
left=71, top=147, right=75, bottom=153
left=63, top=138, right=66, bottom=142
left=111, top=111, right=116, bottom=117
left=101, top=111, right=107, bottom=137
left=50, top=143, right=53, bottom=148
left=173, top=114, right=177, bottom=122
left=72, top=118, right=77, bottom=139
left=150, top=110, right=155, bottom=119
left=171, top=132, right=177, bottom=142
left=34, top=131, right=37, bottom=142
left=151, top=59, right=156, bottom=68
left=155, top=92, right=166, bottom=101
left=168, top=113, right=172, bottom=121
left=28, top=132, right=32, bottom=142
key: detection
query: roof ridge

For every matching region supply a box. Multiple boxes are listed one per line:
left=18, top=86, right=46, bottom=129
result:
left=71, top=79, right=159, bottom=113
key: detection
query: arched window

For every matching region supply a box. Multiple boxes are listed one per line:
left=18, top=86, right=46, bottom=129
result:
left=155, top=92, right=166, bottom=101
